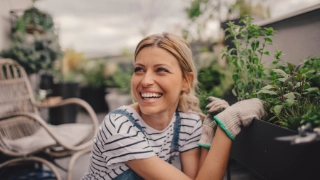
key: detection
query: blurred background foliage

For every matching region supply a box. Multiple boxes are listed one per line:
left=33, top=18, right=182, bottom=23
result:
left=0, top=32, right=61, bottom=74
left=197, top=59, right=233, bottom=112
left=54, top=48, right=133, bottom=92
left=53, top=48, right=85, bottom=83
left=183, top=0, right=270, bottom=42
left=14, top=6, right=54, bottom=34
left=0, top=0, right=275, bottom=113
left=183, top=0, right=271, bottom=112
left=0, top=6, right=62, bottom=74
left=105, top=63, right=133, bottom=94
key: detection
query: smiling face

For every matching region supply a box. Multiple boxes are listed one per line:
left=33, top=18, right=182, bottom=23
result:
left=132, top=46, right=189, bottom=117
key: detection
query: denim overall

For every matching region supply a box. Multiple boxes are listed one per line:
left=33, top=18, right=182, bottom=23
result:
left=110, top=109, right=181, bottom=180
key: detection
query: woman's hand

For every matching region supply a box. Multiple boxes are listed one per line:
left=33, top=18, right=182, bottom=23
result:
left=198, top=97, right=230, bottom=149
left=205, top=96, right=230, bottom=114
left=214, top=98, right=266, bottom=141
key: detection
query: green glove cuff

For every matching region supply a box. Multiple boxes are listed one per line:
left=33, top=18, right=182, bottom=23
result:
left=214, top=116, right=235, bottom=141
left=198, top=142, right=211, bottom=149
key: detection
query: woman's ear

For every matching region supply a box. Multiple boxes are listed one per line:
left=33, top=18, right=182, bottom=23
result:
left=182, top=72, right=194, bottom=92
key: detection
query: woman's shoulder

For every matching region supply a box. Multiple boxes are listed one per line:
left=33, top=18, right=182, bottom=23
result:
left=178, top=110, right=201, bottom=122
left=178, top=110, right=202, bottom=129
left=101, top=105, right=141, bottom=134
left=108, top=105, right=136, bottom=115
left=178, top=110, right=202, bottom=143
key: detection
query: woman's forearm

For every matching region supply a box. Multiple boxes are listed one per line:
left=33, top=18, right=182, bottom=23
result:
left=199, top=147, right=209, bottom=170
left=196, top=126, right=232, bottom=180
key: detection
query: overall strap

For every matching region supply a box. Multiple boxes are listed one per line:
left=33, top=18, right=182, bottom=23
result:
left=109, top=109, right=145, bottom=180
left=109, top=109, right=146, bottom=136
left=110, top=108, right=181, bottom=165
left=168, top=109, right=181, bottom=164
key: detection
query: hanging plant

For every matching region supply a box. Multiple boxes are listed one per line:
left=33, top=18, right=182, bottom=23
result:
left=0, top=5, right=62, bottom=74
left=14, top=7, right=54, bottom=34
left=0, top=32, right=62, bottom=74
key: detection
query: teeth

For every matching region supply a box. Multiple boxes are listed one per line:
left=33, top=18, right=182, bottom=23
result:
left=141, top=93, right=162, bottom=98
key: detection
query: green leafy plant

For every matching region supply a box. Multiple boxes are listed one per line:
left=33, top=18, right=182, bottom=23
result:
left=222, top=15, right=320, bottom=131
left=301, top=104, right=320, bottom=127
left=14, top=7, right=54, bottom=34
left=53, top=48, right=88, bottom=83
left=0, top=32, right=62, bottom=74
left=258, top=59, right=320, bottom=130
left=1, top=6, right=61, bottom=74
left=197, top=60, right=233, bottom=111
left=221, top=15, right=275, bottom=101
left=302, top=57, right=320, bottom=89
left=78, top=60, right=107, bottom=88
left=105, top=64, right=133, bottom=94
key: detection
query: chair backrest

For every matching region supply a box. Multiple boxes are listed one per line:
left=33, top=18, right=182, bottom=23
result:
left=0, top=59, right=39, bottom=119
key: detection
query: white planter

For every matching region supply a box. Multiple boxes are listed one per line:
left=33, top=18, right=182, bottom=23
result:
left=105, top=88, right=132, bottom=111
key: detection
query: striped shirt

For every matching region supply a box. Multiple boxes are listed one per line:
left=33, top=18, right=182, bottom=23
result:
left=82, top=106, right=202, bottom=179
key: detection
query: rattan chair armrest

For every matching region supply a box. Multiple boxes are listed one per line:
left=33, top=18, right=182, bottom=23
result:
left=3, top=111, right=96, bottom=151
left=34, top=98, right=99, bottom=135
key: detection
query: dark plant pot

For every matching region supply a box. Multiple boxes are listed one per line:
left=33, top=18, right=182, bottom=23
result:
left=80, top=86, right=109, bottom=113
left=39, top=73, right=54, bottom=90
left=230, top=119, right=320, bottom=180
left=48, top=82, right=80, bottom=125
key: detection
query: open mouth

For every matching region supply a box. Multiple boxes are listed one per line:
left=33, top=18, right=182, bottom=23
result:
left=140, top=92, right=163, bottom=99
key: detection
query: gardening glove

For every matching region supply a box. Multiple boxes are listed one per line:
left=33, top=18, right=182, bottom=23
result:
left=214, top=98, right=265, bottom=141
left=198, top=97, right=230, bottom=149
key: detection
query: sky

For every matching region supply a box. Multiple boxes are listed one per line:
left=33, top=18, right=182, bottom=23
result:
left=33, top=0, right=320, bottom=58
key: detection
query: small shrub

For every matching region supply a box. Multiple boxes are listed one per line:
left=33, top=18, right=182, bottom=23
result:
left=197, top=60, right=233, bottom=112
left=222, top=15, right=320, bottom=131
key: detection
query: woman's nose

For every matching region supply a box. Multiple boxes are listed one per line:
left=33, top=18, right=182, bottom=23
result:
left=141, top=72, right=154, bottom=87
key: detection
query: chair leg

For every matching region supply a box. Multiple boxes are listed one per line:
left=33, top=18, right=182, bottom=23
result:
left=0, top=156, right=62, bottom=180
left=67, top=147, right=91, bottom=180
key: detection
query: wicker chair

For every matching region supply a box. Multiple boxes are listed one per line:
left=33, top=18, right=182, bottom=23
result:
left=0, top=59, right=99, bottom=180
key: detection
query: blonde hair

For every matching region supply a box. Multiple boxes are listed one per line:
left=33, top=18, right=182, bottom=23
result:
left=134, top=32, right=205, bottom=119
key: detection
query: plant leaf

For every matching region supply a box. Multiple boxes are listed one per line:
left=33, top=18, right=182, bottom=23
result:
left=287, top=63, right=294, bottom=72
left=232, top=88, right=237, bottom=96
left=232, top=74, right=239, bottom=82
left=284, top=92, right=295, bottom=100
left=261, top=85, right=274, bottom=90
left=305, top=87, right=320, bottom=93
left=272, top=69, right=288, bottom=77
left=285, top=99, right=295, bottom=107
left=264, top=37, right=272, bottom=43
left=295, top=82, right=302, bottom=88
left=302, top=70, right=316, bottom=76
left=257, top=89, right=277, bottom=95
left=274, top=105, right=283, bottom=116
left=277, top=78, right=287, bottom=82
left=251, top=40, right=259, bottom=51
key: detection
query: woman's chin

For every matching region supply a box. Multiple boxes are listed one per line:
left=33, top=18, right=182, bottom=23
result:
left=138, top=104, right=160, bottom=115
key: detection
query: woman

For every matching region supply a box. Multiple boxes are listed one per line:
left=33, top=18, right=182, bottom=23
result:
left=82, top=32, right=265, bottom=180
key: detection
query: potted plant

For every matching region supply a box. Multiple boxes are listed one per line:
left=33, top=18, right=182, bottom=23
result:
left=0, top=32, right=61, bottom=75
left=78, top=58, right=110, bottom=113
left=1, top=5, right=60, bottom=74
left=13, top=6, right=54, bottom=34
left=47, top=48, right=85, bottom=125
left=105, top=62, right=133, bottom=111
left=221, top=15, right=320, bottom=179
left=1, top=6, right=62, bottom=103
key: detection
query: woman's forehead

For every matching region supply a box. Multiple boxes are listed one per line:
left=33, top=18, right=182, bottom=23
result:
left=135, top=47, right=179, bottom=65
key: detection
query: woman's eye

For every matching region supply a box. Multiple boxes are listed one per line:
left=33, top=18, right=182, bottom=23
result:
left=156, top=68, right=169, bottom=73
left=134, top=67, right=144, bottom=72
